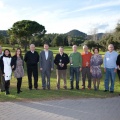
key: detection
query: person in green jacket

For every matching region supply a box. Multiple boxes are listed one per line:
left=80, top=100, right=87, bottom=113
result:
left=69, top=45, right=82, bottom=90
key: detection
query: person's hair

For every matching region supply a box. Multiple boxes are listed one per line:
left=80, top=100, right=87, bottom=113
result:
left=3, top=49, right=11, bottom=57
left=93, top=47, right=99, bottom=53
left=30, top=44, right=35, bottom=47
left=15, top=48, right=22, bottom=57
left=59, top=46, right=64, bottom=49
left=44, top=43, right=49, bottom=46
left=83, top=45, right=88, bottom=49
left=108, top=44, right=114, bottom=48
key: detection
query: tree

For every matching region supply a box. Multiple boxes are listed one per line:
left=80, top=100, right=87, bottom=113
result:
left=52, top=35, right=64, bottom=46
left=8, top=20, right=46, bottom=51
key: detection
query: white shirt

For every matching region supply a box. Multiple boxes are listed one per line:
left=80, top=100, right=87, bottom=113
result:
left=31, top=51, right=34, bottom=53
left=45, top=50, right=48, bottom=60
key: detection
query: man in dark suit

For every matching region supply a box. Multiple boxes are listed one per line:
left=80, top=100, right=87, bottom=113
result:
left=39, top=43, right=54, bottom=90
left=24, top=44, right=39, bottom=90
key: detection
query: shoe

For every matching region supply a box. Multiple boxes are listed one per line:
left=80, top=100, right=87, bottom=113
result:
left=29, top=88, right=32, bottom=90
left=88, top=87, right=91, bottom=90
left=1, top=90, right=5, bottom=92
left=5, top=91, right=10, bottom=95
left=56, top=87, right=60, bottom=90
left=119, top=94, right=120, bottom=96
left=42, top=88, right=46, bottom=90
left=70, top=87, right=73, bottom=90
left=17, top=91, right=20, bottom=94
left=64, top=86, right=67, bottom=89
left=82, top=87, right=85, bottom=90
left=76, top=88, right=79, bottom=90
left=35, top=88, right=38, bottom=90
left=20, top=90, right=22, bottom=92
left=104, top=90, right=108, bottom=92
left=110, top=91, right=114, bottom=93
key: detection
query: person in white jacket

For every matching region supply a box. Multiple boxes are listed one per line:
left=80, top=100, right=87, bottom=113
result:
left=0, top=49, right=12, bottom=95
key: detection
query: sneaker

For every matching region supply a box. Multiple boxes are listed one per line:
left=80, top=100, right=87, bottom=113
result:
left=110, top=91, right=114, bottom=93
left=104, top=90, right=108, bottom=92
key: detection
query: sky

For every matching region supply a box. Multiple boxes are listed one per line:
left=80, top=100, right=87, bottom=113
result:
left=0, top=0, right=120, bottom=34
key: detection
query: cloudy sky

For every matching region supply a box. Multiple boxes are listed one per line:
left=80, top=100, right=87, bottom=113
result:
left=0, top=0, right=120, bottom=34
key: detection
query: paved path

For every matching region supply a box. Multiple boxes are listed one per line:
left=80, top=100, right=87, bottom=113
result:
left=0, top=97, right=120, bottom=120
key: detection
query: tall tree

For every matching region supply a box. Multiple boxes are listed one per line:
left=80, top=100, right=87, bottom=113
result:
left=8, top=20, right=46, bottom=51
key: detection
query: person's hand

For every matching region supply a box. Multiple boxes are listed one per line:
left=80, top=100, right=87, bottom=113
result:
left=12, top=65, right=14, bottom=69
left=3, top=74, right=5, bottom=76
left=40, top=68, right=43, bottom=71
left=90, top=69, right=92, bottom=73
left=79, top=68, right=82, bottom=71
left=51, top=68, right=53, bottom=71
left=114, top=69, right=117, bottom=73
left=61, top=64, right=64, bottom=67
left=104, top=68, right=106, bottom=72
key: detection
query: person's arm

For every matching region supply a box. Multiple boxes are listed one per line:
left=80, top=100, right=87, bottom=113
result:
left=39, top=52, right=42, bottom=70
left=65, top=54, right=70, bottom=65
left=99, top=55, right=103, bottom=65
left=51, top=51, right=54, bottom=70
left=24, top=52, right=28, bottom=62
left=54, top=54, right=59, bottom=65
left=79, top=53, right=82, bottom=67
left=103, top=53, right=106, bottom=72
left=36, top=52, right=39, bottom=63
left=0, top=57, right=4, bottom=74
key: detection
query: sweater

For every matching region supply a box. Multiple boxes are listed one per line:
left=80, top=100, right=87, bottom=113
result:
left=54, top=53, right=69, bottom=70
left=104, top=51, right=118, bottom=69
left=24, top=51, right=39, bottom=66
left=69, top=52, right=82, bottom=67
left=81, top=52, right=92, bottom=67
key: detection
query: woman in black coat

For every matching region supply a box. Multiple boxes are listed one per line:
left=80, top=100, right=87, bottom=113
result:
left=11, top=48, right=24, bottom=94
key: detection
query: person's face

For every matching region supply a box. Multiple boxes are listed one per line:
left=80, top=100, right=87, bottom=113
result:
left=59, top=48, right=64, bottom=53
left=94, top=49, right=99, bottom=54
left=0, top=49, right=2, bottom=54
left=72, top=46, right=77, bottom=52
left=5, top=50, right=9, bottom=56
left=83, top=47, right=88, bottom=52
left=30, top=45, right=35, bottom=51
left=17, top=49, right=21, bottom=55
left=44, top=44, right=49, bottom=50
left=108, top=45, right=114, bottom=52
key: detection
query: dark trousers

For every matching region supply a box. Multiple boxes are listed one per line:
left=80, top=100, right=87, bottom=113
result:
left=82, top=67, right=91, bottom=88
left=70, top=67, right=80, bottom=89
left=0, top=69, right=5, bottom=91
left=117, top=70, right=120, bottom=81
left=27, top=65, right=38, bottom=89
left=5, top=80, right=10, bottom=92
left=17, top=77, right=22, bottom=92
left=41, top=70, right=51, bottom=89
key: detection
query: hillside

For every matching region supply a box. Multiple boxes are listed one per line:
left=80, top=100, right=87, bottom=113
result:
left=65, top=29, right=87, bottom=37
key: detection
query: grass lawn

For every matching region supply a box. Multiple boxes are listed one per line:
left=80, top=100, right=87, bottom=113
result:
left=0, top=45, right=120, bottom=102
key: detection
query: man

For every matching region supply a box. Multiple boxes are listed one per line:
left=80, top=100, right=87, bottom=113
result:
left=39, top=43, right=54, bottom=90
left=0, top=46, right=5, bottom=92
left=81, top=45, right=92, bottom=90
left=24, top=44, right=39, bottom=90
left=69, top=45, right=82, bottom=90
left=54, top=46, right=69, bottom=90
left=104, top=44, right=118, bottom=93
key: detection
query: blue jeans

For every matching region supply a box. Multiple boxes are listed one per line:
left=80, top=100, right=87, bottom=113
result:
left=104, top=68, right=116, bottom=91
left=70, top=67, right=80, bottom=89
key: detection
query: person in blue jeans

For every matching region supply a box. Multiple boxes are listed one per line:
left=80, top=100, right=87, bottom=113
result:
left=103, top=44, right=118, bottom=93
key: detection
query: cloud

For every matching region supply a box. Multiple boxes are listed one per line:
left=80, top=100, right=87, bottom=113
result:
left=0, top=0, right=4, bottom=8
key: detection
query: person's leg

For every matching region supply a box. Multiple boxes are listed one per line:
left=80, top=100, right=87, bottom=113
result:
left=56, top=69, right=61, bottom=89
left=46, top=70, right=51, bottom=89
left=97, top=79, right=100, bottom=90
left=41, top=71, right=46, bottom=89
left=75, top=67, right=80, bottom=90
left=17, top=78, right=22, bottom=93
left=110, top=68, right=116, bottom=92
left=27, top=66, right=33, bottom=90
left=117, top=70, right=120, bottom=81
left=104, top=68, right=110, bottom=91
left=5, top=80, right=10, bottom=95
left=82, top=67, right=86, bottom=89
left=93, top=78, right=97, bottom=90
left=63, top=70, right=67, bottom=89
left=70, top=67, right=74, bottom=89
left=33, top=65, right=38, bottom=89
left=1, top=76, right=5, bottom=91
left=86, top=67, right=91, bottom=89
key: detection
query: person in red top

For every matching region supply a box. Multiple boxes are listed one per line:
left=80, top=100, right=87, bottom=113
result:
left=81, top=45, right=92, bottom=89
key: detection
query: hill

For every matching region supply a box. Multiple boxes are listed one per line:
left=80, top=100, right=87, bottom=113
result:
left=65, top=29, right=87, bottom=37
left=0, top=30, right=8, bottom=37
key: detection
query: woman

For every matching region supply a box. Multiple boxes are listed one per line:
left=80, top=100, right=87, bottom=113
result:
left=11, top=48, right=24, bottom=94
left=90, top=48, right=103, bottom=91
left=0, top=49, right=12, bottom=95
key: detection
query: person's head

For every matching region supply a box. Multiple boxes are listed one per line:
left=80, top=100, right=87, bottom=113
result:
left=30, top=44, right=35, bottom=51
left=3, top=49, right=11, bottom=57
left=72, top=45, right=77, bottom=52
left=83, top=45, right=88, bottom=52
left=0, top=46, right=2, bottom=54
left=93, top=47, right=99, bottom=54
left=15, top=48, right=22, bottom=57
left=44, top=43, right=49, bottom=50
left=59, top=46, right=64, bottom=54
left=108, top=44, right=114, bottom=52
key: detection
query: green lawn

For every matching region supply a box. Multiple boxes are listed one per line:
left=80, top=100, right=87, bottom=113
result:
left=0, top=45, right=120, bottom=102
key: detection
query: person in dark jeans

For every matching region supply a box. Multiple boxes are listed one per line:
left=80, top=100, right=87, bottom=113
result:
left=24, top=44, right=39, bottom=90
left=11, top=48, right=24, bottom=94
left=69, top=45, right=82, bottom=90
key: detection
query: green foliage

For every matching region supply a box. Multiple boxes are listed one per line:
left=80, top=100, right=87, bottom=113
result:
left=8, top=20, right=46, bottom=51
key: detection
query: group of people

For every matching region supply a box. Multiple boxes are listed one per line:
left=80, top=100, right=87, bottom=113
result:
left=0, top=43, right=120, bottom=95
